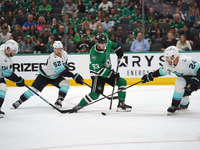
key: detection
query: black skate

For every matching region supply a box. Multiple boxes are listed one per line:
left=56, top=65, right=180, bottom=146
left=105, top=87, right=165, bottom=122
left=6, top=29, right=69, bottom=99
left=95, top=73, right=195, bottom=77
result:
left=12, top=99, right=23, bottom=109
left=68, top=105, right=82, bottom=113
left=0, top=111, right=5, bottom=118
left=177, top=103, right=189, bottom=110
left=54, top=97, right=64, bottom=108
left=117, top=101, right=132, bottom=112
left=167, top=105, right=178, bottom=115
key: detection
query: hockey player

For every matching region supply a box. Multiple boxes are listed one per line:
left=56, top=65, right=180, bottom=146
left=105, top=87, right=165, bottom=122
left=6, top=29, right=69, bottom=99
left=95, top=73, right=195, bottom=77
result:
left=69, top=33, right=132, bottom=113
left=141, top=46, right=200, bottom=114
left=12, top=41, right=84, bottom=109
left=0, top=40, right=25, bottom=118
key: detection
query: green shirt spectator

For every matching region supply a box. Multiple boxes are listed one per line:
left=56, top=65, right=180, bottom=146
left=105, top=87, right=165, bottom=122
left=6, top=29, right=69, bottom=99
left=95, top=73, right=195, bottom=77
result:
left=121, top=2, right=136, bottom=18
left=12, top=0, right=20, bottom=10
left=109, top=8, right=121, bottom=26
left=38, top=0, right=52, bottom=13
left=19, top=0, right=31, bottom=8
left=70, top=13, right=80, bottom=27
left=81, top=12, right=91, bottom=23
left=130, top=7, right=146, bottom=25
left=2, top=0, right=16, bottom=14
left=85, top=0, right=99, bottom=14
left=67, top=28, right=81, bottom=44
left=171, top=14, right=184, bottom=32
left=114, top=3, right=125, bottom=13
left=0, top=41, right=4, bottom=46
left=27, top=0, right=39, bottom=14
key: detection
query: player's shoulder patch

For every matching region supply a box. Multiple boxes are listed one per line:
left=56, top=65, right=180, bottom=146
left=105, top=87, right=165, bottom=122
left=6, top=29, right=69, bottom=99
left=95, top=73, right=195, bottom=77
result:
left=92, top=55, right=97, bottom=60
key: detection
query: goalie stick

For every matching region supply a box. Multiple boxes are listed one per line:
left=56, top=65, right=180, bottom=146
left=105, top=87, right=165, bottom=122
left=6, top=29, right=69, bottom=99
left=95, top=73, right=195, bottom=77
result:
left=24, top=84, right=71, bottom=114
left=67, top=80, right=143, bottom=113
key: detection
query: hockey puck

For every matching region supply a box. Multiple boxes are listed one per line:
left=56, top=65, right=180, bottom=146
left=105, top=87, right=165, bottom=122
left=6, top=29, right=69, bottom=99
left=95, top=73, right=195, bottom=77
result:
left=101, top=112, right=106, bottom=116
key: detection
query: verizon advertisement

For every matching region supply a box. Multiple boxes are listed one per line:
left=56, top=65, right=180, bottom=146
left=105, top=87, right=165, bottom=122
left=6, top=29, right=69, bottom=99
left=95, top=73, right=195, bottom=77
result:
left=11, top=52, right=200, bottom=80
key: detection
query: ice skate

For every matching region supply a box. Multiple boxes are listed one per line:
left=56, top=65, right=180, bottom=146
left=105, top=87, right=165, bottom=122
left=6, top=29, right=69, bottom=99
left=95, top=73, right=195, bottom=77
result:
left=117, top=101, right=132, bottom=112
left=68, top=105, right=82, bottom=113
left=54, top=97, right=64, bottom=108
left=167, top=105, right=178, bottom=115
left=12, top=99, right=23, bottom=109
left=0, top=110, right=5, bottom=118
left=177, top=103, right=189, bottom=110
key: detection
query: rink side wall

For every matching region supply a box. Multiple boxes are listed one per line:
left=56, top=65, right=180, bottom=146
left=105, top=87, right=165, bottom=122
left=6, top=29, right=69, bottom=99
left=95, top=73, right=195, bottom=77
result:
left=6, top=51, right=200, bottom=87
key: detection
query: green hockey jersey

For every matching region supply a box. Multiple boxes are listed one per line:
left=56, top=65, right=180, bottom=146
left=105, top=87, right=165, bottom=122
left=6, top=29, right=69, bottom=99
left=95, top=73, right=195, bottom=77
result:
left=89, top=40, right=119, bottom=78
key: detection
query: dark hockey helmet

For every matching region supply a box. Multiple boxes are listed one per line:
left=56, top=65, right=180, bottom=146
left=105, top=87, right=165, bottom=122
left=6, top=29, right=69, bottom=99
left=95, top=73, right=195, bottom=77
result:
left=95, top=33, right=107, bottom=44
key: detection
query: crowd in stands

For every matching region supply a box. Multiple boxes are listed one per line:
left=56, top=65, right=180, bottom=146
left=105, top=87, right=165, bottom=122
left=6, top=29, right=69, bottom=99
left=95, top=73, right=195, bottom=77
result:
left=0, top=0, right=200, bottom=53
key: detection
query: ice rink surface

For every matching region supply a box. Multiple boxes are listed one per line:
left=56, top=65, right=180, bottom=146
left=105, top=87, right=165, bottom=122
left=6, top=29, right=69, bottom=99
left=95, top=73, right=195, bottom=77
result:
left=1, top=85, right=200, bottom=150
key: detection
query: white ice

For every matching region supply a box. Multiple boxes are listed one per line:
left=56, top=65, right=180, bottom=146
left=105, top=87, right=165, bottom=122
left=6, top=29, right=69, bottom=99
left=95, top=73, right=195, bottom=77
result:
left=1, top=85, right=200, bottom=150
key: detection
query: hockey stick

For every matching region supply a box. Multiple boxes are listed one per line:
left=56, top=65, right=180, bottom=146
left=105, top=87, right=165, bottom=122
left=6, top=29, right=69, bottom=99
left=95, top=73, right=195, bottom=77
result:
left=102, top=58, right=120, bottom=115
left=24, top=84, right=70, bottom=114
left=83, top=81, right=119, bottom=100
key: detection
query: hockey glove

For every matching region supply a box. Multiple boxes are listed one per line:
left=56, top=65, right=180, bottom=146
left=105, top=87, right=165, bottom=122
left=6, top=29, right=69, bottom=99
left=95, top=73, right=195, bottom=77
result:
left=109, top=70, right=120, bottom=80
left=116, top=47, right=123, bottom=59
left=16, top=77, right=25, bottom=87
left=73, top=73, right=84, bottom=85
left=142, top=72, right=154, bottom=83
left=190, top=77, right=200, bottom=91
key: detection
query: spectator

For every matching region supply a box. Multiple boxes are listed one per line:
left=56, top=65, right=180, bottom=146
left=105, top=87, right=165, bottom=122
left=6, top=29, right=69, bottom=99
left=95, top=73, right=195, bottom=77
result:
left=161, top=31, right=177, bottom=51
left=81, top=11, right=91, bottom=23
left=130, top=32, right=150, bottom=52
left=27, top=24, right=39, bottom=39
left=169, top=26, right=180, bottom=40
left=176, top=0, right=188, bottom=18
left=80, top=21, right=90, bottom=36
left=70, top=13, right=80, bottom=27
left=37, top=16, right=46, bottom=33
left=61, top=35, right=76, bottom=53
left=0, top=17, right=6, bottom=32
left=61, top=0, right=76, bottom=14
left=85, top=0, right=99, bottom=14
left=31, top=8, right=39, bottom=23
left=40, top=21, right=51, bottom=36
left=193, top=31, right=200, bottom=50
left=146, top=7, right=156, bottom=24
left=189, top=8, right=199, bottom=31
left=17, top=36, right=23, bottom=53
left=5, top=11, right=15, bottom=30
left=67, top=27, right=81, bottom=44
left=89, top=14, right=97, bottom=32
left=110, top=33, right=122, bottom=47
left=173, top=7, right=185, bottom=22
left=2, top=0, right=16, bottom=15
left=176, top=34, right=192, bottom=51
left=102, top=14, right=114, bottom=32
left=109, top=7, right=120, bottom=27
left=85, top=28, right=94, bottom=44
left=47, top=35, right=54, bottom=53
left=19, top=0, right=31, bottom=8
left=0, top=26, right=11, bottom=43
left=76, top=34, right=92, bottom=53
left=93, top=23, right=109, bottom=41
left=21, top=35, right=35, bottom=54
left=22, top=15, right=37, bottom=34
left=76, top=0, right=86, bottom=13
left=2, top=22, right=11, bottom=32
left=40, top=28, right=50, bottom=45
left=126, top=31, right=135, bottom=44
left=49, top=18, right=58, bottom=34
left=45, top=11, right=53, bottom=25
left=99, top=0, right=113, bottom=13
left=96, top=10, right=104, bottom=22
left=12, top=24, right=26, bottom=41
left=116, top=26, right=126, bottom=44
left=54, top=25, right=65, bottom=41
left=157, top=4, right=173, bottom=23
left=132, top=20, right=145, bottom=38
left=178, top=25, right=194, bottom=45
left=38, top=0, right=52, bottom=14
left=114, top=0, right=125, bottom=13
left=16, top=9, right=27, bottom=28
left=33, top=39, right=46, bottom=54
left=148, top=20, right=164, bottom=37
left=151, top=28, right=165, bottom=44
left=130, top=7, right=146, bottom=25
left=188, top=2, right=199, bottom=16
left=121, top=1, right=136, bottom=19
left=27, top=0, right=38, bottom=14
left=171, top=13, right=184, bottom=32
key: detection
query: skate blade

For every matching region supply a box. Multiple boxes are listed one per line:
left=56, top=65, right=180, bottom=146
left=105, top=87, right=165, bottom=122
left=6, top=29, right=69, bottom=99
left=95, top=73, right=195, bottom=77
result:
left=54, top=105, right=62, bottom=109
left=11, top=105, right=17, bottom=109
left=0, top=114, right=4, bottom=118
left=167, top=112, right=174, bottom=116
left=116, top=108, right=132, bottom=112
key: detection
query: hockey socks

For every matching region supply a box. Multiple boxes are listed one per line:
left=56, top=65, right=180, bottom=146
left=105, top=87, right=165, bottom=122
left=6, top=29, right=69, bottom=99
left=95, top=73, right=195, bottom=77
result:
left=0, top=90, right=6, bottom=107
left=79, top=92, right=100, bottom=107
left=58, top=85, right=69, bottom=98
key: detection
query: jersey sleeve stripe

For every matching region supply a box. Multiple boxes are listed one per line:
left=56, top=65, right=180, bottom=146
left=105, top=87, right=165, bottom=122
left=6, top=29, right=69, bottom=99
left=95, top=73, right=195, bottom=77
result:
left=2, top=69, right=13, bottom=78
left=159, top=67, right=167, bottom=76
left=194, top=63, right=200, bottom=75
left=53, top=65, right=66, bottom=75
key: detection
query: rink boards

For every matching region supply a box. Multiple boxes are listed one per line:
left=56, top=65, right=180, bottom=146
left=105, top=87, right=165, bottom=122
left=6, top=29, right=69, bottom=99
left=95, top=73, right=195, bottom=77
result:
left=6, top=52, right=200, bottom=86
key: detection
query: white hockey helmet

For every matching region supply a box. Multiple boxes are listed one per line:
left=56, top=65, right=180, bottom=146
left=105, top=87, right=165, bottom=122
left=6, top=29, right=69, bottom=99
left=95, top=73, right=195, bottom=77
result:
left=5, top=39, right=19, bottom=55
left=164, top=46, right=179, bottom=60
left=53, top=41, right=63, bottom=49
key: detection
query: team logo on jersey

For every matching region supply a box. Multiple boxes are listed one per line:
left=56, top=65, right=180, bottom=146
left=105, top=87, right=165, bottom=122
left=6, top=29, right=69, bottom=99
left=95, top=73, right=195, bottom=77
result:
left=92, top=55, right=97, bottom=60
left=4, top=57, right=8, bottom=62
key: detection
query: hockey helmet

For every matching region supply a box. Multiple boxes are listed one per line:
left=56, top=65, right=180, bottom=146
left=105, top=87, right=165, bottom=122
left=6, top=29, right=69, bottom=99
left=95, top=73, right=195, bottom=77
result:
left=95, top=33, right=107, bottom=44
left=53, top=41, right=63, bottom=49
left=5, top=39, right=19, bottom=55
left=164, top=46, right=179, bottom=60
